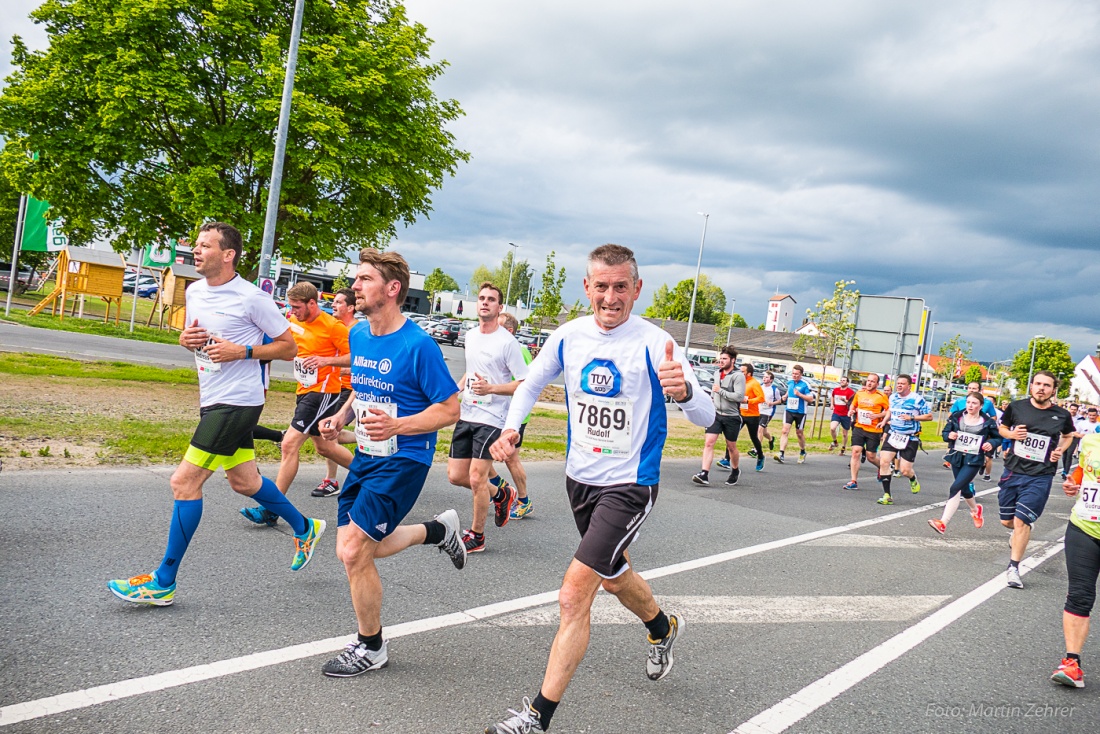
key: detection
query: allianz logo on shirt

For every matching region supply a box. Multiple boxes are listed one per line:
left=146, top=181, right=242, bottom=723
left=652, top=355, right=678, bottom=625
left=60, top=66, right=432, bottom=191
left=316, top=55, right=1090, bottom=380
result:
left=581, top=359, right=622, bottom=397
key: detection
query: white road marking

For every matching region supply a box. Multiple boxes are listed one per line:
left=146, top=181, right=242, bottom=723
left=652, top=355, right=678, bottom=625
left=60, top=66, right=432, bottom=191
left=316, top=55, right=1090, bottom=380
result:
left=730, top=539, right=1067, bottom=734
left=808, top=534, right=1043, bottom=552
left=493, top=594, right=951, bottom=626
left=0, top=488, right=996, bottom=727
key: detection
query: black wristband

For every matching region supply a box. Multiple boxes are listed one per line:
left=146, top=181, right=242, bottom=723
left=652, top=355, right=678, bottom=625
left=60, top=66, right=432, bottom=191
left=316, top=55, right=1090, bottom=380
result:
left=675, top=381, right=694, bottom=404
left=246, top=345, right=253, bottom=359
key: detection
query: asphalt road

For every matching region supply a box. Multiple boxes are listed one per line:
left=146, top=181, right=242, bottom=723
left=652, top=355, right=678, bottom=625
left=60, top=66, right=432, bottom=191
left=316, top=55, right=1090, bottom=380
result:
left=1, top=454, right=1095, bottom=733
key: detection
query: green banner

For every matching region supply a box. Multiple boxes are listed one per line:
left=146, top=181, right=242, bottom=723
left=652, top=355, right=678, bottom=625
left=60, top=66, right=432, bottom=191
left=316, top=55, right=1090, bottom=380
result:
left=143, top=238, right=177, bottom=267
left=20, top=196, right=68, bottom=252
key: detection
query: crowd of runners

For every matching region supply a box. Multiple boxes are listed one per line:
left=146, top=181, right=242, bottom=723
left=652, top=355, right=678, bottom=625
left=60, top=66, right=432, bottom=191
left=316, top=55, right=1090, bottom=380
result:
left=105, top=222, right=1100, bottom=731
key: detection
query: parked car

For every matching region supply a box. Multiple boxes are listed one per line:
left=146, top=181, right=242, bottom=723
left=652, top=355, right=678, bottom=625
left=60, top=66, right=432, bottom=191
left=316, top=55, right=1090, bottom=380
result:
left=122, top=273, right=159, bottom=298
left=0, top=264, right=45, bottom=294
left=431, top=321, right=462, bottom=345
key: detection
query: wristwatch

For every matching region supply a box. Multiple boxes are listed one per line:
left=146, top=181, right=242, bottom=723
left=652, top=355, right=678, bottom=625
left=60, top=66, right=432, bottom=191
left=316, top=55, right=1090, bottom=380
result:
left=675, top=382, right=694, bottom=404
left=246, top=345, right=253, bottom=359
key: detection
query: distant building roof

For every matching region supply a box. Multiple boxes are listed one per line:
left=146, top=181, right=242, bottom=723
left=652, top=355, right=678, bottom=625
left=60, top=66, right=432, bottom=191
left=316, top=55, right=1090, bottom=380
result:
left=922, top=353, right=989, bottom=381
left=642, top=318, right=806, bottom=361
left=770, top=294, right=795, bottom=302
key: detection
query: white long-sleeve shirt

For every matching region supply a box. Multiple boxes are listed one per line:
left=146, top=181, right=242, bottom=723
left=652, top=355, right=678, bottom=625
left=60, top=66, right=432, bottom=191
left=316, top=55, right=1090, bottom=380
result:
left=504, top=315, right=714, bottom=486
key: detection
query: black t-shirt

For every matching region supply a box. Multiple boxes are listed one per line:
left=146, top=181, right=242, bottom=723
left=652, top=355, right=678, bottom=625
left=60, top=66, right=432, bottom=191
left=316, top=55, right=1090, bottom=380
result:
left=1002, top=399, right=1074, bottom=476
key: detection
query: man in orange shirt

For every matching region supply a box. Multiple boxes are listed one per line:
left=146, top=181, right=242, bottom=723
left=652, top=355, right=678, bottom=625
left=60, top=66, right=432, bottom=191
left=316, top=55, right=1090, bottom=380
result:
left=315, top=287, right=360, bottom=497
left=739, top=363, right=766, bottom=472
left=843, top=373, right=889, bottom=491
left=241, top=282, right=353, bottom=525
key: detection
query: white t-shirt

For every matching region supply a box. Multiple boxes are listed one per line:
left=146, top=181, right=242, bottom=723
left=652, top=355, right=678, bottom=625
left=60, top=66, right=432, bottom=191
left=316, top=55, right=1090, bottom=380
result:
left=185, top=275, right=290, bottom=407
left=760, top=383, right=782, bottom=416
left=505, top=315, right=715, bottom=487
left=460, top=325, right=530, bottom=428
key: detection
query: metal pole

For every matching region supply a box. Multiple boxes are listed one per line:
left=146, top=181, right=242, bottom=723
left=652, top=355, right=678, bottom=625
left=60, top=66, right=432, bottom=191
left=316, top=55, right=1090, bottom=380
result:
left=683, top=212, right=709, bottom=357
left=1026, top=336, right=1044, bottom=393
left=258, top=0, right=306, bottom=282
left=5, top=193, right=28, bottom=316
left=725, top=297, right=736, bottom=345
left=504, top=242, right=520, bottom=314
left=920, top=320, right=936, bottom=393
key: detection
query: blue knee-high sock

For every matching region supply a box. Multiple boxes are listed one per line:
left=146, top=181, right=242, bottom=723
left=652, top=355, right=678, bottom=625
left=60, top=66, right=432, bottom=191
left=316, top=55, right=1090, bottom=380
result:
left=156, top=499, right=203, bottom=587
left=251, top=476, right=308, bottom=535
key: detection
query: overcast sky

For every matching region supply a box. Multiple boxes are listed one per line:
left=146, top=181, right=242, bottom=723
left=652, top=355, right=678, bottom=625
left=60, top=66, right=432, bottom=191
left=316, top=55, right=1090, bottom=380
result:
left=4, top=1, right=1098, bottom=361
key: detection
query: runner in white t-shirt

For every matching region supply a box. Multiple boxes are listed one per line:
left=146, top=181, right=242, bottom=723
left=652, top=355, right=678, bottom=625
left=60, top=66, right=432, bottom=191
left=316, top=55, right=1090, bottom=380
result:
left=108, top=222, right=325, bottom=607
left=483, top=244, right=714, bottom=734
left=446, top=282, right=528, bottom=553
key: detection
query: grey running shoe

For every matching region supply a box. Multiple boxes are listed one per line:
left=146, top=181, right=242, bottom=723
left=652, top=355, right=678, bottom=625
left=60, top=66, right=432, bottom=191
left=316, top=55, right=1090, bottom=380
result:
left=435, top=509, right=467, bottom=570
left=321, top=640, right=388, bottom=677
left=485, top=698, right=545, bottom=733
left=646, top=613, right=683, bottom=681
left=1006, top=566, right=1023, bottom=589
left=691, top=471, right=710, bottom=486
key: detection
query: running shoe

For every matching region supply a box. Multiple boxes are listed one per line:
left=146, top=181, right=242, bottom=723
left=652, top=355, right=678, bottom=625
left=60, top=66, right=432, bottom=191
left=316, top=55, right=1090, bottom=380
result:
left=107, top=572, right=175, bottom=606
left=646, top=613, right=683, bottom=681
left=240, top=506, right=279, bottom=526
left=893, top=468, right=901, bottom=477
left=485, top=698, right=545, bottom=733
left=493, top=482, right=518, bottom=527
left=291, top=518, right=326, bottom=571
left=311, top=478, right=339, bottom=497
left=971, top=503, right=984, bottom=529
left=1051, top=658, right=1085, bottom=689
left=463, top=530, right=485, bottom=554
left=942, top=460, right=951, bottom=469
left=1006, top=566, right=1023, bottom=589
left=876, top=494, right=893, bottom=505
left=839, top=446, right=847, bottom=456
left=982, top=473, right=991, bottom=482
left=717, top=458, right=732, bottom=469
left=746, top=450, right=758, bottom=459
left=724, top=468, right=740, bottom=486
left=691, top=471, right=710, bottom=486
left=321, top=640, right=389, bottom=677
left=434, top=509, right=466, bottom=570
left=860, top=451, right=867, bottom=464
left=774, top=453, right=784, bottom=464
left=797, top=451, right=807, bottom=464
left=755, top=457, right=765, bottom=472
left=910, top=476, right=921, bottom=494
left=509, top=497, right=534, bottom=520
left=927, top=518, right=946, bottom=535
left=829, top=442, right=838, bottom=451
left=843, top=480, right=858, bottom=490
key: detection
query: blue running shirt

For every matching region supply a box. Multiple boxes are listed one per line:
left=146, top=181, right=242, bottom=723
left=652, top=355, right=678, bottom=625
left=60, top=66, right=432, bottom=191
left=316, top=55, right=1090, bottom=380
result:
left=888, top=391, right=931, bottom=435
left=349, top=318, right=458, bottom=466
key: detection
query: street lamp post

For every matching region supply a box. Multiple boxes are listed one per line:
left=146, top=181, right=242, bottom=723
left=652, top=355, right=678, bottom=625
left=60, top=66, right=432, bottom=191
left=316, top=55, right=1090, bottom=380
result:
left=504, top=242, right=520, bottom=315
left=258, top=0, right=307, bottom=283
left=725, top=297, right=737, bottom=346
left=683, top=213, right=709, bottom=358
left=1026, top=335, right=1046, bottom=393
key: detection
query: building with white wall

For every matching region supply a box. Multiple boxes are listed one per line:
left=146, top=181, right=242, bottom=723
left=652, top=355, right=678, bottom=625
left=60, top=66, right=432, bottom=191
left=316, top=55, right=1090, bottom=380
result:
left=765, top=294, right=796, bottom=332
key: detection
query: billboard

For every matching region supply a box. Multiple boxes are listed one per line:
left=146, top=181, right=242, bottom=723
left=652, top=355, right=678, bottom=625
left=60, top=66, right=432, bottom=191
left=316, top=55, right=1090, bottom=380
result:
left=847, top=296, right=928, bottom=378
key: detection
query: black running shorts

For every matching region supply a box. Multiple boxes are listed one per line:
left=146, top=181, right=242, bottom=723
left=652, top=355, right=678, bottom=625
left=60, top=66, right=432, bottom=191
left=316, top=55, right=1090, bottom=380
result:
left=189, top=403, right=264, bottom=457
left=565, top=478, right=658, bottom=579
left=449, top=420, right=502, bottom=460
left=705, top=413, right=743, bottom=442
left=291, top=391, right=345, bottom=437
left=784, top=411, right=807, bottom=429
left=850, top=427, right=881, bottom=453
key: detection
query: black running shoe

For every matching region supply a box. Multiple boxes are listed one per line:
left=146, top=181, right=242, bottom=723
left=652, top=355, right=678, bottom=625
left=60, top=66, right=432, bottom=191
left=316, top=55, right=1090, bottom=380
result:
left=724, top=468, right=740, bottom=486
left=493, top=482, right=518, bottom=527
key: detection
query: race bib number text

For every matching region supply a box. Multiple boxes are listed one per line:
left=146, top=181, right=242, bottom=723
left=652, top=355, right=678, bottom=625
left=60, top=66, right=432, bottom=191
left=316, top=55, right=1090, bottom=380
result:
left=294, top=357, right=318, bottom=388
left=1014, top=432, right=1051, bottom=463
left=354, top=400, right=397, bottom=457
left=572, top=394, right=632, bottom=456
left=886, top=431, right=910, bottom=450
left=1078, top=481, right=1100, bottom=522
left=954, top=431, right=982, bottom=455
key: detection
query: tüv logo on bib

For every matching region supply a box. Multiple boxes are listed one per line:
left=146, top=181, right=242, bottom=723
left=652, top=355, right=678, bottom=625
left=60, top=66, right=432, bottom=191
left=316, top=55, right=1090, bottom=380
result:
left=581, top=359, right=621, bottom=397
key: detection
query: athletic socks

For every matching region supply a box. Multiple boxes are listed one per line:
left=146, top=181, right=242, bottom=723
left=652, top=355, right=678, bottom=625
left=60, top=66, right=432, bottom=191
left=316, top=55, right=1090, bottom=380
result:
left=155, top=498, right=202, bottom=587
left=879, top=474, right=892, bottom=495
left=422, top=519, right=446, bottom=546
left=251, top=476, right=308, bottom=535
left=358, top=628, right=384, bottom=652
left=1067, top=652, right=1081, bottom=663
left=252, top=425, right=284, bottom=443
left=531, top=691, right=559, bottom=730
left=492, top=488, right=506, bottom=504
left=1008, top=559, right=1020, bottom=570
left=489, top=475, right=504, bottom=488
left=644, top=609, right=671, bottom=641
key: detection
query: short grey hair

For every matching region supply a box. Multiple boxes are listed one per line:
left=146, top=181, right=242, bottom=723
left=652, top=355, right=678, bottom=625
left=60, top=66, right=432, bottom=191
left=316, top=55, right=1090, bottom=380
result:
left=586, top=243, right=639, bottom=283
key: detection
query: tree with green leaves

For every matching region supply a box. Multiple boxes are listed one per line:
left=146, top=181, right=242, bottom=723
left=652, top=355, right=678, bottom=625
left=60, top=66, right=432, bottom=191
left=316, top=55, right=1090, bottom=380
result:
left=963, top=364, right=984, bottom=386
left=531, top=251, right=566, bottom=328
left=793, top=280, right=859, bottom=372
left=468, top=251, right=531, bottom=307
left=1009, top=338, right=1075, bottom=397
left=566, top=299, right=588, bottom=321
left=643, top=274, right=726, bottom=324
left=935, top=334, right=973, bottom=383
left=711, top=312, right=748, bottom=348
left=0, top=0, right=467, bottom=276
left=424, top=267, right=459, bottom=302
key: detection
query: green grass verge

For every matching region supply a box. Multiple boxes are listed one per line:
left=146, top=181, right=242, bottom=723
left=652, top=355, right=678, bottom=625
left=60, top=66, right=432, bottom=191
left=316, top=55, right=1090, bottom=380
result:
left=2, top=309, right=182, bottom=345
left=0, top=352, right=298, bottom=392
